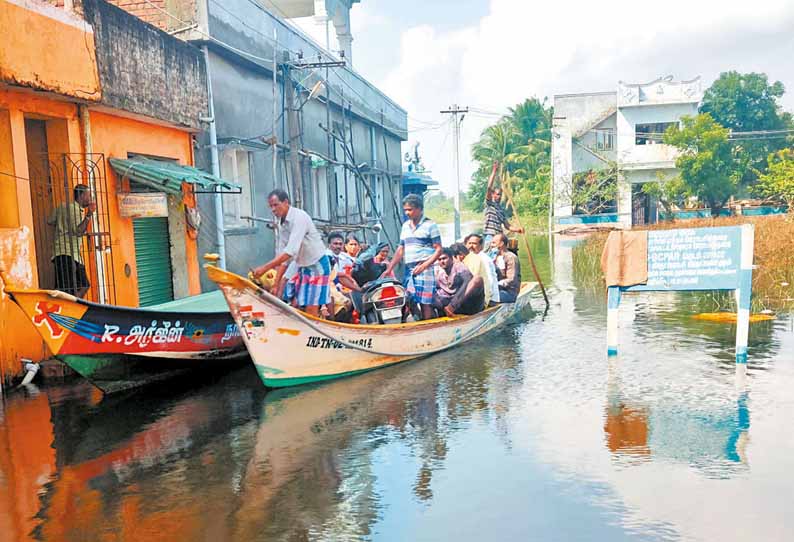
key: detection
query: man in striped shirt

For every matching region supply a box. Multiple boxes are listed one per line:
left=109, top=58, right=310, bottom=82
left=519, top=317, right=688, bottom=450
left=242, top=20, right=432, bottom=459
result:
left=383, top=194, right=443, bottom=320
left=483, top=162, right=523, bottom=250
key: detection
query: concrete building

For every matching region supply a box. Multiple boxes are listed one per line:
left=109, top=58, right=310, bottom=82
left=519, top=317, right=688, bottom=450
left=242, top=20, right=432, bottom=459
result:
left=0, top=0, right=223, bottom=381
left=552, top=76, right=703, bottom=228
left=108, top=0, right=407, bottom=290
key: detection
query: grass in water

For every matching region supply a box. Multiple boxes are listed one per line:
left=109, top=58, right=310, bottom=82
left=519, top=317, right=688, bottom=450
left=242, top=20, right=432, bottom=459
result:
left=573, top=215, right=794, bottom=313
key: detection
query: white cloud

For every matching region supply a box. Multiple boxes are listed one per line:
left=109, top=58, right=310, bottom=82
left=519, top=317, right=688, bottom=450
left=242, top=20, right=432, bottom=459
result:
left=362, top=0, right=794, bottom=196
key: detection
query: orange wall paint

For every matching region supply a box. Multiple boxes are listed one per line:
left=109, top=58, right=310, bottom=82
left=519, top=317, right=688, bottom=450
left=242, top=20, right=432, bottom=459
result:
left=0, top=0, right=101, bottom=99
left=0, top=89, right=200, bottom=380
left=88, top=110, right=200, bottom=307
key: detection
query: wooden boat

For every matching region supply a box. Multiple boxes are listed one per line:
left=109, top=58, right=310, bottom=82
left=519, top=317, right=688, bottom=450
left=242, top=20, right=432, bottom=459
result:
left=4, top=281, right=246, bottom=393
left=206, top=265, right=536, bottom=388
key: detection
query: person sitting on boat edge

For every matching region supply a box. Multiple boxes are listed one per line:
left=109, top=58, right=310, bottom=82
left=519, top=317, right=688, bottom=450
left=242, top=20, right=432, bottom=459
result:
left=491, top=233, right=521, bottom=303
left=434, top=247, right=485, bottom=317
left=252, top=189, right=330, bottom=317
left=382, top=193, right=443, bottom=321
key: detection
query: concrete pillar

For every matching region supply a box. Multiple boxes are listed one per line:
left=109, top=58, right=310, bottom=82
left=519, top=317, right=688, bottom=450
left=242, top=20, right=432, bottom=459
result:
left=617, top=172, right=632, bottom=228
left=337, top=32, right=352, bottom=64
left=551, top=123, right=573, bottom=221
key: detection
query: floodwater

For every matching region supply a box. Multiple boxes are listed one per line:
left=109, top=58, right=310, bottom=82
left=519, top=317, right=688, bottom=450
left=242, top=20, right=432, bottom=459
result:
left=2, top=235, right=794, bottom=542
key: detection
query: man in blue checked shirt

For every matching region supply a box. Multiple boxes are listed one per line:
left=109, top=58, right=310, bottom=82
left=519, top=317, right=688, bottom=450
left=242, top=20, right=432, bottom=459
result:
left=382, top=194, right=443, bottom=321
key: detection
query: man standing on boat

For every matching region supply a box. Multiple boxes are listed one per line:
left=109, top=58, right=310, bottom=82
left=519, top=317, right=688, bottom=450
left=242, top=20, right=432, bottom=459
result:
left=382, top=194, right=443, bottom=321
left=484, top=162, right=523, bottom=250
left=48, top=183, right=95, bottom=298
left=252, top=189, right=330, bottom=317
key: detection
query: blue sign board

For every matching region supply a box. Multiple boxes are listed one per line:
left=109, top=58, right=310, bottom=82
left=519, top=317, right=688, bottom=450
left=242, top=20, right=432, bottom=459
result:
left=607, top=225, right=754, bottom=367
left=627, top=226, right=743, bottom=292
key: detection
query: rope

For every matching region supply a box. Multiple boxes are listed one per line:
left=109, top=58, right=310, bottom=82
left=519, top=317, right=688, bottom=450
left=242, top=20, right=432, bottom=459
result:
left=243, top=279, right=512, bottom=357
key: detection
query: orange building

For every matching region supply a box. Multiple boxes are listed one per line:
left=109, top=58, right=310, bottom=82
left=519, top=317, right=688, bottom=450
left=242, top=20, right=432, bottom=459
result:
left=0, top=0, right=217, bottom=382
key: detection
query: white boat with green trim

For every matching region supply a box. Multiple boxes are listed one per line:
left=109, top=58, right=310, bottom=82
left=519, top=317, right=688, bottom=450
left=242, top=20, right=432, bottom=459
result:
left=206, top=265, right=536, bottom=388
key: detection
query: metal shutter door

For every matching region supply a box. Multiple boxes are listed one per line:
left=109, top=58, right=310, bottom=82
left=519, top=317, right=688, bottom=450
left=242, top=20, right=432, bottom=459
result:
left=133, top=217, right=174, bottom=307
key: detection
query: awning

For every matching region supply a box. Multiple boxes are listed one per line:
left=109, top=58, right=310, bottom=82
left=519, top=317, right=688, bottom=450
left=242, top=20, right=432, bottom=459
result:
left=109, top=157, right=241, bottom=194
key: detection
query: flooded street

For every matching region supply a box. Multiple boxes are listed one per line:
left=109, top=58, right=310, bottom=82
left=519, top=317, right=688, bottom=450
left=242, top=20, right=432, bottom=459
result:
left=2, top=236, right=793, bottom=542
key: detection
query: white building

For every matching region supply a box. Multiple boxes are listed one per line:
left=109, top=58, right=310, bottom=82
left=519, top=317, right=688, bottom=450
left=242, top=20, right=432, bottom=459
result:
left=552, top=76, right=703, bottom=228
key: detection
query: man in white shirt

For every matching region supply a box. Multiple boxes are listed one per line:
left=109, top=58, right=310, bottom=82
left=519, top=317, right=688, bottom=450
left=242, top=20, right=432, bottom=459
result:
left=252, top=189, right=330, bottom=316
left=464, top=233, right=500, bottom=306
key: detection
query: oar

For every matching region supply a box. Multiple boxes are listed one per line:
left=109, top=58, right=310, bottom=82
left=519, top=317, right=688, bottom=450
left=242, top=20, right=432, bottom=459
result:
left=501, top=175, right=550, bottom=308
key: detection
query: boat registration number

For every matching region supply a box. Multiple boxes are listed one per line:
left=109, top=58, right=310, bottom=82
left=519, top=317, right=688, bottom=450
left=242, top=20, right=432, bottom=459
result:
left=381, top=308, right=402, bottom=321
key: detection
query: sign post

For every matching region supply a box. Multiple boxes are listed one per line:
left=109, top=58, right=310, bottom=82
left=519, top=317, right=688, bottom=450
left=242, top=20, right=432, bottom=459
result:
left=607, top=225, right=754, bottom=369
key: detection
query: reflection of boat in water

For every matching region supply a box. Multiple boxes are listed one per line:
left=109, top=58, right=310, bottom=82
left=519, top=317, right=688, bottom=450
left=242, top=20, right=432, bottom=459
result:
left=207, top=265, right=536, bottom=388
left=0, top=370, right=265, bottom=542
left=4, top=280, right=246, bottom=393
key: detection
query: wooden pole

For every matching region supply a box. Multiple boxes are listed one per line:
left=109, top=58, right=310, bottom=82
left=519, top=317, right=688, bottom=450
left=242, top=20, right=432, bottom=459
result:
left=501, top=174, right=550, bottom=308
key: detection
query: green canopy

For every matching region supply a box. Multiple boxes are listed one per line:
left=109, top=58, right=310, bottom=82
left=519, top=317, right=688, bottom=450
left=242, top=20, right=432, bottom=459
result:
left=109, top=157, right=241, bottom=194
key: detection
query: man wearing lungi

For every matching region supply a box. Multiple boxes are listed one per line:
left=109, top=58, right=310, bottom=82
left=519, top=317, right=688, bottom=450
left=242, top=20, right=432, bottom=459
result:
left=382, top=193, right=443, bottom=321
left=252, top=189, right=330, bottom=317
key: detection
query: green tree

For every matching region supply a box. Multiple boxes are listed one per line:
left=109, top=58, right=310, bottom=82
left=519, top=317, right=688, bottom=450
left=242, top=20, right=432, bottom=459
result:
left=568, top=164, right=618, bottom=215
left=467, top=97, right=553, bottom=215
left=700, top=71, right=794, bottom=178
left=755, top=149, right=794, bottom=211
left=664, top=113, right=740, bottom=217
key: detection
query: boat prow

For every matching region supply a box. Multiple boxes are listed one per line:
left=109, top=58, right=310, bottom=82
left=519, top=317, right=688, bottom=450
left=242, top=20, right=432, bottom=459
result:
left=206, top=265, right=536, bottom=388
left=4, top=280, right=246, bottom=393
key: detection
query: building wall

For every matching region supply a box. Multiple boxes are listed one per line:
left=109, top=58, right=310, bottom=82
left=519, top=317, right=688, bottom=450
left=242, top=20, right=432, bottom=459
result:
left=616, top=102, right=697, bottom=168
left=0, top=0, right=101, bottom=99
left=0, top=86, right=201, bottom=382
left=195, top=46, right=404, bottom=291
left=82, top=0, right=208, bottom=130
left=0, top=90, right=83, bottom=381
left=572, top=115, right=617, bottom=173
left=88, top=109, right=200, bottom=306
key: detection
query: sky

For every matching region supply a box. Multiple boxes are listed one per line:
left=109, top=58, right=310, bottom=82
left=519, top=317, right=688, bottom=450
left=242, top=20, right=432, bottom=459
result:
left=299, top=0, right=794, bottom=196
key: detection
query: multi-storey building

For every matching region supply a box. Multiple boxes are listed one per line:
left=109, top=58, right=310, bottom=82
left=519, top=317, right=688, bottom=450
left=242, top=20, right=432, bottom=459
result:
left=552, top=76, right=703, bottom=228
left=107, top=0, right=408, bottom=290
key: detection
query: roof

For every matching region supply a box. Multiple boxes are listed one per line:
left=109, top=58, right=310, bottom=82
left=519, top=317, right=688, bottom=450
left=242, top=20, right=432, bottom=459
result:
left=109, top=157, right=241, bottom=194
left=402, top=171, right=439, bottom=187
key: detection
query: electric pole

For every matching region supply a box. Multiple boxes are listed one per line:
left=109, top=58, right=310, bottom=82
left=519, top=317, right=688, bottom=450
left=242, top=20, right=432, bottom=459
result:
left=440, top=105, right=468, bottom=241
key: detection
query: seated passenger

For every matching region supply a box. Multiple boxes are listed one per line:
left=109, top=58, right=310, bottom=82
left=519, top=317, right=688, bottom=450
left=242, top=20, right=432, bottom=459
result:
left=327, top=231, right=360, bottom=294
left=491, top=233, right=521, bottom=303
left=433, top=247, right=485, bottom=317
left=462, top=233, right=500, bottom=307
left=374, top=242, right=391, bottom=267
left=451, top=242, right=469, bottom=263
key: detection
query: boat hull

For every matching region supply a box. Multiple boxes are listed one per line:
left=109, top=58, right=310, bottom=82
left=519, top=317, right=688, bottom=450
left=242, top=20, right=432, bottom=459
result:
left=207, top=266, right=535, bottom=388
left=6, top=288, right=245, bottom=392
left=61, top=351, right=248, bottom=394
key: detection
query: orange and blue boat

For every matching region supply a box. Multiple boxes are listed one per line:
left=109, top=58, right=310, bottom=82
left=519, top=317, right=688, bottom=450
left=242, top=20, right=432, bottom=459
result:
left=3, top=276, right=245, bottom=393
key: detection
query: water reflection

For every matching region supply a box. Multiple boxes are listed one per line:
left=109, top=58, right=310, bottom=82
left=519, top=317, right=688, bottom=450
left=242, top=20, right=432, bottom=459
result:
left=1, top=233, right=793, bottom=541
left=604, top=358, right=751, bottom=476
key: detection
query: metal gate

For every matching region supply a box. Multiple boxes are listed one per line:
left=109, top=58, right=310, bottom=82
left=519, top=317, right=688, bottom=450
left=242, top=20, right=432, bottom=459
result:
left=632, top=187, right=648, bottom=226
left=133, top=217, right=174, bottom=307
left=27, top=153, right=117, bottom=304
